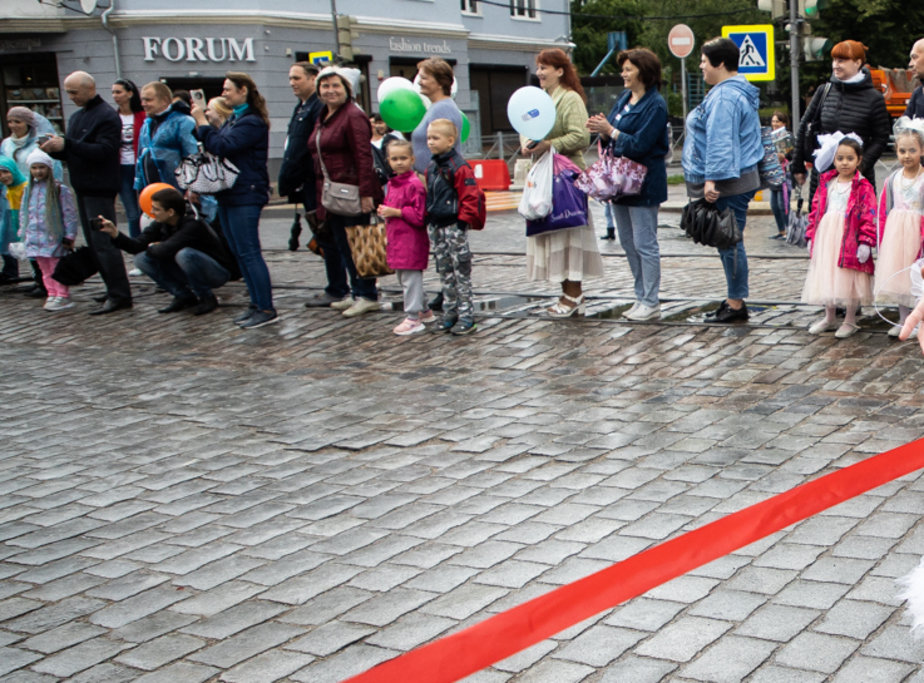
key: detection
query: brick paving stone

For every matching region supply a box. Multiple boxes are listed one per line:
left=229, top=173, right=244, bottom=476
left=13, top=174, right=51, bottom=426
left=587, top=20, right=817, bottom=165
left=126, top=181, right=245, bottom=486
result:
left=775, top=632, right=861, bottom=673
left=0, top=647, right=42, bottom=676
left=634, top=616, right=732, bottom=662
left=220, top=649, right=315, bottom=683
left=187, top=621, right=303, bottom=668
left=21, top=621, right=107, bottom=654
left=364, top=611, right=456, bottom=651
left=860, top=624, right=924, bottom=662
left=492, top=640, right=558, bottom=672
left=287, top=621, right=377, bottom=657
left=679, top=634, right=777, bottom=682
left=596, top=656, right=678, bottom=682
left=552, top=625, right=645, bottom=667
left=179, top=600, right=286, bottom=640
left=68, top=662, right=140, bottom=682
left=688, top=589, right=768, bottom=621
left=89, top=586, right=188, bottom=629
left=133, top=661, right=219, bottom=683
left=605, top=598, right=686, bottom=632
left=775, top=579, right=852, bottom=609
left=814, top=599, right=894, bottom=639
left=30, top=637, right=132, bottom=677
left=515, top=659, right=595, bottom=682
left=747, top=665, right=826, bottom=683
left=114, top=633, right=206, bottom=670
left=289, top=643, right=398, bottom=682
left=830, top=655, right=916, bottom=682
left=734, top=603, right=821, bottom=642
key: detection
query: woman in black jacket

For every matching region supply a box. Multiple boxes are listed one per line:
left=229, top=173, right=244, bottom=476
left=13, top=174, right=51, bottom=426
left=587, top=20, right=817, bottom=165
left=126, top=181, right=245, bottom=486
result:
left=792, top=40, right=890, bottom=202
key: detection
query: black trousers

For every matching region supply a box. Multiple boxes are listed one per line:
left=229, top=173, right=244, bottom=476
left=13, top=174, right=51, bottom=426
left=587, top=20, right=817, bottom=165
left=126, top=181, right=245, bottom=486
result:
left=76, top=193, right=131, bottom=303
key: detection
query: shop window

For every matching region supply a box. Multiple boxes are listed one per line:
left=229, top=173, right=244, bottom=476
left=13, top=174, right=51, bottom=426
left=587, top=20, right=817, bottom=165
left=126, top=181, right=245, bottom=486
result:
left=510, top=0, right=537, bottom=19
left=1, top=53, right=63, bottom=137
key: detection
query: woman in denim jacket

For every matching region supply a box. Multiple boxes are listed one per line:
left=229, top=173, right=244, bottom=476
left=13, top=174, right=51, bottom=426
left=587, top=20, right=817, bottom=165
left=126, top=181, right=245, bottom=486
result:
left=682, top=37, right=763, bottom=323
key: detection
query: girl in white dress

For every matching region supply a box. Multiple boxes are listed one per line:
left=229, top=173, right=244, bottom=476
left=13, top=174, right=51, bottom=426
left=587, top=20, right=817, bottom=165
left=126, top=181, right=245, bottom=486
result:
left=801, top=134, right=877, bottom=338
left=875, top=117, right=924, bottom=336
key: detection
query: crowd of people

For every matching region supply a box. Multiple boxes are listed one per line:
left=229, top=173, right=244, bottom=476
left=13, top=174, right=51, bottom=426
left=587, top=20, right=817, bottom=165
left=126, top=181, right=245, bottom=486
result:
left=2, top=38, right=924, bottom=344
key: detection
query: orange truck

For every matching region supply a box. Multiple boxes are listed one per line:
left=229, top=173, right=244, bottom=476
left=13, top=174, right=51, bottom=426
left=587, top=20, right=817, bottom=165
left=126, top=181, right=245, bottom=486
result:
left=869, top=67, right=916, bottom=117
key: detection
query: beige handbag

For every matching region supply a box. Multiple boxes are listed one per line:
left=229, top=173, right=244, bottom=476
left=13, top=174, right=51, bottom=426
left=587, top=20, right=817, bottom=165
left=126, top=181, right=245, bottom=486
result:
left=316, top=128, right=363, bottom=216
left=344, top=215, right=393, bottom=278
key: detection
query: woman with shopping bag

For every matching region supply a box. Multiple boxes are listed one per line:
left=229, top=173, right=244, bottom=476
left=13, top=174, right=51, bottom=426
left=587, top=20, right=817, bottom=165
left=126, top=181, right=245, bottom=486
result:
left=586, top=48, right=668, bottom=322
left=519, top=49, right=603, bottom=317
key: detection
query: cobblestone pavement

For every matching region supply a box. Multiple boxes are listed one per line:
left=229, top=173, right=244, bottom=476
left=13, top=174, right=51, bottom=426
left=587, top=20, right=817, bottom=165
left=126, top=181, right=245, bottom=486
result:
left=2, top=200, right=924, bottom=682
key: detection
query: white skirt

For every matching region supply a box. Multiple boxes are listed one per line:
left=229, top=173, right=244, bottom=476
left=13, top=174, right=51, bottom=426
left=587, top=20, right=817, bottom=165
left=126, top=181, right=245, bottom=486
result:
left=526, top=213, right=604, bottom=283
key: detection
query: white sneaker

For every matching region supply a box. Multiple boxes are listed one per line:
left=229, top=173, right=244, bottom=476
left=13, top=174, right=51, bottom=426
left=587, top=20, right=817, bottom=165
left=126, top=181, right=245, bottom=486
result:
left=888, top=324, right=902, bottom=338
left=128, top=268, right=142, bottom=277
left=342, top=297, right=380, bottom=318
left=329, top=295, right=353, bottom=311
left=43, top=296, right=74, bottom=311
left=624, top=303, right=660, bottom=321
left=623, top=302, right=640, bottom=319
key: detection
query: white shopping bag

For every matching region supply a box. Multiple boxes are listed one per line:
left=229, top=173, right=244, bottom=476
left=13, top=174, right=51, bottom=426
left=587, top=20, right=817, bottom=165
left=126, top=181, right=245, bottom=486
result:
left=517, top=147, right=554, bottom=220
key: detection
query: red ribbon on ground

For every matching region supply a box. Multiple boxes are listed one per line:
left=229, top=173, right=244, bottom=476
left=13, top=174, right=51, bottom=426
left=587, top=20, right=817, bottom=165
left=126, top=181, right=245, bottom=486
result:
left=348, top=438, right=924, bottom=683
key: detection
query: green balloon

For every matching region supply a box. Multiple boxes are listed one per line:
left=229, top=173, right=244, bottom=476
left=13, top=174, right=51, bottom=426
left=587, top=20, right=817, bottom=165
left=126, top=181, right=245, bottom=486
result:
left=461, top=113, right=470, bottom=142
left=380, top=89, right=426, bottom=132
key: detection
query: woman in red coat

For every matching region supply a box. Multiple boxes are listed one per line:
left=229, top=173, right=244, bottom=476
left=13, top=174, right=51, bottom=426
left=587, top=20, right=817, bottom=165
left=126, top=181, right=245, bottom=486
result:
left=308, top=66, right=383, bottom=318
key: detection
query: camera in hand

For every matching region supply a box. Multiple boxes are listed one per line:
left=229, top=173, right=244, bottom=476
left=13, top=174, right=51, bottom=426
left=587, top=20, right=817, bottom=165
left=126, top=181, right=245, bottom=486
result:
left=90, top=217, right=104, bottom=230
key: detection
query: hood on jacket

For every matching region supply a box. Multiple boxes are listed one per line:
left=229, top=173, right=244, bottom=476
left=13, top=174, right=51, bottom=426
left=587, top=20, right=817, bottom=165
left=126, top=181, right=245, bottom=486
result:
left=829, top=67, right=874, bottom=91
left=713, top=74, right=760, bottom=109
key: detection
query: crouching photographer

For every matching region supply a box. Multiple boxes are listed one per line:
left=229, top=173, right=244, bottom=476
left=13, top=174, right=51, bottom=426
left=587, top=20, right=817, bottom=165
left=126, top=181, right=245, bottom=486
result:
left=97, top=187, right=237, bottom=315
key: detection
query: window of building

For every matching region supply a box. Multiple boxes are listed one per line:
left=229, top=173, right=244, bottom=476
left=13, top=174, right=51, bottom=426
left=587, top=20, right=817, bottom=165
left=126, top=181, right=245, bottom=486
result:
left=509, top=0, right=537, bottom=19
left=461, top=0, right=480, bottom=15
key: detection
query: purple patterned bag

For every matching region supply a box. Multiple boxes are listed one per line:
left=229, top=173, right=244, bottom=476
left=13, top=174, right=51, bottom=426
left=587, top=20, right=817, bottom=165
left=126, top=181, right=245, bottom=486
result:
left=526, top=154, right=588, bottom=237
left=574, top=140, right=647, bottom=201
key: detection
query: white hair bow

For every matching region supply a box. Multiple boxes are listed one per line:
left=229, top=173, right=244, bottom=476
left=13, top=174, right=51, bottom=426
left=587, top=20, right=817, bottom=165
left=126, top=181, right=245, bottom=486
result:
left=813, top=131, right=863, bottom=173
left=893, top=116, right=924, bottom=142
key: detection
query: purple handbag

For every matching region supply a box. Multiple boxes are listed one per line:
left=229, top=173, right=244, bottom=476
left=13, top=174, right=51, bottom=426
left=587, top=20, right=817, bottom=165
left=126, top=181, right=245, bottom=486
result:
left=526, top=154, right=589, bottom=237
left=574, top=140, right=647, bottom=201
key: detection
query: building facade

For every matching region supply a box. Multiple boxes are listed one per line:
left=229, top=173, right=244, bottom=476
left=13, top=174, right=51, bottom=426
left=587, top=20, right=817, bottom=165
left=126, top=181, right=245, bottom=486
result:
left=1, top=0, right=571, bottom=163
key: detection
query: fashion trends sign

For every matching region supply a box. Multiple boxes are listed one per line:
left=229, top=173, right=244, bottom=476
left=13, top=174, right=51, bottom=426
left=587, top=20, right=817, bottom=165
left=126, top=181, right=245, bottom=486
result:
left=142, top=36, right=256, bottom=63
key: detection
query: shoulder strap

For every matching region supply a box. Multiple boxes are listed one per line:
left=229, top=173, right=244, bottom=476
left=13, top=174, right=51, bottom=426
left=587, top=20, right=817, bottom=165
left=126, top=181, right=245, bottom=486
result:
left=315, top=127, right=332, bottom=182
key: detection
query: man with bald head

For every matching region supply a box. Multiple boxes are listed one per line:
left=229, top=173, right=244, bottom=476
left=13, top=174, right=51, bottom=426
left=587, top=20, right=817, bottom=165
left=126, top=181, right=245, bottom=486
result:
left=41, top=70, right=132, bottom=313
left=904, top=39, right=924, bottom=118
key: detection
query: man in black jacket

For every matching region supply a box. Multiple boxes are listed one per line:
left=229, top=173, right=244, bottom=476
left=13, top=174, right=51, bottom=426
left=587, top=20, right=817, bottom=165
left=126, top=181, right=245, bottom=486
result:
left=905, top=39, right=924, bottom=118
left=98, top=187, right=235, bottom=315
left=41, top=70, right=132, bottom=314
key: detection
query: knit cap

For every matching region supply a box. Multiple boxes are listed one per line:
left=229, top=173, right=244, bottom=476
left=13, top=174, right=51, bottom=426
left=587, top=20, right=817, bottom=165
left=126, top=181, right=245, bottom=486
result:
left=6, top=106, right=36, bottom=129
left=317, top=66, right=362, bottom=100
left=26, top=149, right=55, bottom=170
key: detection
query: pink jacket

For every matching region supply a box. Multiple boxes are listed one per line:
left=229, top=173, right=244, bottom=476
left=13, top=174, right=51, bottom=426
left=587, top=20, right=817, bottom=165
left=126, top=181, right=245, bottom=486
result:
left=806, top=168, right=877, bottom=274
left=383, top=170, right=428, bottom=271
left=877, top=169, right=924, bottom=259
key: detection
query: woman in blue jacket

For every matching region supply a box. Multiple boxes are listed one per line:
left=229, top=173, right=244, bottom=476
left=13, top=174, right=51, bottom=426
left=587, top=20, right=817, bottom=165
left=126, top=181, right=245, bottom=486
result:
left=192, top=72, right=276, bottom=329
left=588, top=48, right=668, bottom=322
left=682, top=37, right=763, bottom=323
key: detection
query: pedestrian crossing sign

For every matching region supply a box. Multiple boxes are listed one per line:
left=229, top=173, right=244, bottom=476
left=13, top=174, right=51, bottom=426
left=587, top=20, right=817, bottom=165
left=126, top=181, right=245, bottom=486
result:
left=721, top=25, right=775, bottom=82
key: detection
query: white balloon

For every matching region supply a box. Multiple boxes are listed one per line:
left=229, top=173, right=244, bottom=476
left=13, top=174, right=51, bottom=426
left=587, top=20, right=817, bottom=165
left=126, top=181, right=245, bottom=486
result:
left=377, top=77, right=416, bottom=104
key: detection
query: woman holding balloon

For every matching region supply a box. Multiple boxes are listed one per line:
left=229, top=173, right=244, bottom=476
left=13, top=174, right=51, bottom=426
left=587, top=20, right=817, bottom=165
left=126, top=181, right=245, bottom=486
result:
left=520, top=48, right=603, bottom=317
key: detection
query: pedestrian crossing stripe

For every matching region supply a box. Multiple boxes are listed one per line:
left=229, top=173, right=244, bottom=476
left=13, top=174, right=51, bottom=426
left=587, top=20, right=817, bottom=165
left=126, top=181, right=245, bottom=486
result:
left=721, top=24, right=775, bottom=82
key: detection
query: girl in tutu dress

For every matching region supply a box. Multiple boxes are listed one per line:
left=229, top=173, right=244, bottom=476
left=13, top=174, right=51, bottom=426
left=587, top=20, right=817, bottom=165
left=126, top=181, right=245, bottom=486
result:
left=802, top=134, right=876, bottom=338
left=875, top=117, right=924, bottom=336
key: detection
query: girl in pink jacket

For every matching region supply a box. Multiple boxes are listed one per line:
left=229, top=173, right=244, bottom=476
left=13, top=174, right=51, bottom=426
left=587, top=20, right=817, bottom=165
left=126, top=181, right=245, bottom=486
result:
left=376, top=140, right=432, bottom=336
left=801, top=135, right=876, bottom=339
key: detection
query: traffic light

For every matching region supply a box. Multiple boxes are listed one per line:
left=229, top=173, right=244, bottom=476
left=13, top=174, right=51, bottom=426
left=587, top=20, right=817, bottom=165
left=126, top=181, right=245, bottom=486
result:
left=756, top=0, right=786, bottom=19
left=798, top=0, right=825, bottom=18
left=802, top=25, right=832, bottom=60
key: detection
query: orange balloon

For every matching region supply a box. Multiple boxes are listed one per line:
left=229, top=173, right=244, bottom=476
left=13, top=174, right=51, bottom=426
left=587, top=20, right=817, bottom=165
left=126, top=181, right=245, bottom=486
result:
left=139, top=183, right=175, bottom=218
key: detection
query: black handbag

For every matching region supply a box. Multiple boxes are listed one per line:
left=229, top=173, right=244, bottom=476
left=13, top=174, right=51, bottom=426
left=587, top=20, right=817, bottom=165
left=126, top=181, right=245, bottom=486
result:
left=52, top=246, right=98, bottom=285
left=802, top=83, right=832, bottom=162
left=682, top=199, right=741, bottom=250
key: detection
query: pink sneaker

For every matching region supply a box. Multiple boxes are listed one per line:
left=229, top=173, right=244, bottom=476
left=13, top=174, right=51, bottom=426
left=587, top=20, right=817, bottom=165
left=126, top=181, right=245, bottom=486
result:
left=393, top=317, right=426, bottom=336
left=418, top=309, right=435, bottom=324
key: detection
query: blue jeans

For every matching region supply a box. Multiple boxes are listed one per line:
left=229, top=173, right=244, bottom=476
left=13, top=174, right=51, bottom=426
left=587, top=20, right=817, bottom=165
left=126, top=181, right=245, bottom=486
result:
left=135, top=247, right=229, bottom=299
left=770, top=187, right=787, bottom=234
left=327, top=213, right=377, bottom=301
left=119, top=164, right=142, bottom=238
left=218, top=203, right=274, bottom=311
left=715, top=191, right=755, bottom=301
left=612, top=204, right=661, bottom=307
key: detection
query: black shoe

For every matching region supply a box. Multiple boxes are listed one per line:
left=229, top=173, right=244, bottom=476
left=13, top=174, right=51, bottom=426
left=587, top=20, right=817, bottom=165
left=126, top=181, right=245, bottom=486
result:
left=234, top=306, right=257, bottom=324
left=192, top=293, right=219, bottom=316
left=158, top=295, right=198, bottom=313
left=0, top=272, right=19, bottom=285
left=769, top=233, right=785, bottom=240
left=25, top=284, right=47, bottom=299
left=429, top=292, right=444, bottom=312
left=706, top=301, right=748, bottom=323
left=704, top=300, right=728, bottom=321
left=601, top=229, right=616, bottom=240
left=92, top=291, right=108, bottom=303
left=440, top=316, right=457, bottom=333
left=238, top=309, right=279, bottom=329
left=89, top=298, right=132, bottom=315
